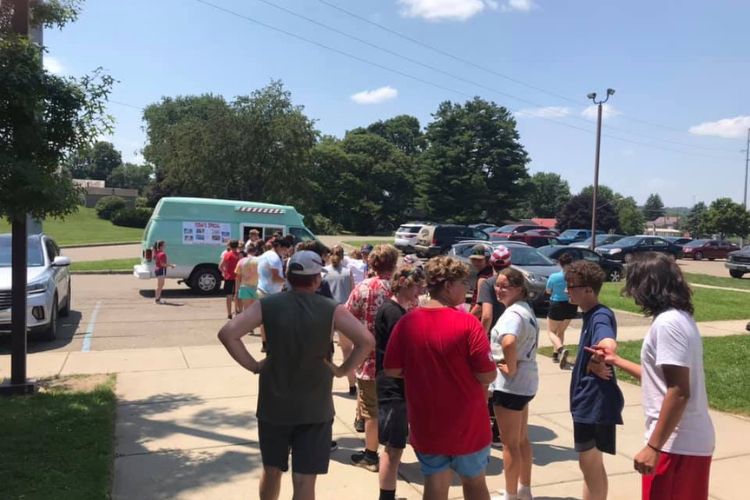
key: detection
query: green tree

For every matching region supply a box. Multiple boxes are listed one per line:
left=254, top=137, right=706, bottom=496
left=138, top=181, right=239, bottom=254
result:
left=106, top=162, right=153, bottom=193
left=518, top=172, right=571, bottom=218
left=703, top=198, right=750, bottom=239
left=416, top=97, right=529, bottom=223
left=683, top=202, right=708, bottom=238
left=363, top=114, right=423, bottom=156
left=556, top=193, right=619, bottom=232
left=64, top=140, right=123, bottom=180
left=614, top=196, right=645, bottom=235
left=643, top=193, right=666, bottom=221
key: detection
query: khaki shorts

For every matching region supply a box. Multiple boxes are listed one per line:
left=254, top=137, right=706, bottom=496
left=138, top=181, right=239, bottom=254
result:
left=357, top=379, right=378, bottom=420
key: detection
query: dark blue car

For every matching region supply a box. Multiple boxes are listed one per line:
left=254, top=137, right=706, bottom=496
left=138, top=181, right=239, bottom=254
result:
left=556, top=229, right=606, bottom=246
left=596, top=235, right=682, bottom=263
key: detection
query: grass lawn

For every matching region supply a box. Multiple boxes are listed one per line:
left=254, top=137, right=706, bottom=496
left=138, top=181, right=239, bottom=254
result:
left=0, top=374, right=117, bottom=498
left=70, top=257, right=140, bottom=273
left=0, top=206, right=143, bottom=246
left=683, top=272, right=750, bottom=291
left=342, top=238, right=394, bottom=248
left=540, top=335, right=750, bottom=416
left=598, top=282, right=750, bottom=321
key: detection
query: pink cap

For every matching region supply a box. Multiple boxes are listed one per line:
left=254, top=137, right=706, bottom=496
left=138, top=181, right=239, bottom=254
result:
left=490, top=246, right=511, bottom=268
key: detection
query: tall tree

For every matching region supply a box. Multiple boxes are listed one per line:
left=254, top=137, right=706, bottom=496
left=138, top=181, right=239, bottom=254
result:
left=416, top=97, right=529, bottom=223
left=643, top=193, right=666, bottom=221
left=64, top=140, right=123, bottom=180
left=703, top=198, right=750, bottom=239
left=363, top=114, right=423, bottom=156
left=556, top=193, right=619, bottom=232
left=518, top=172, right=571, bottom=218
left=615, top=196, right=645, bottom=235
left=106, top=162, right=153, bottom=193
left=683, top=202, right=708, bottom=238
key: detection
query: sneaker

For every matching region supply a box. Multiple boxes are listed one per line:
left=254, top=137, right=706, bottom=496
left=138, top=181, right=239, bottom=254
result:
left=354, top=417, right=365, bottom=433
left=330, top=441, right=338, bottom=452
left=552, top=350, right=559, bottom=364
left=350, top=450, right=379, bottom=472
left=492, top=436, right=503, bottom=450
left=348, top=385, right=357, bottom=397
left=227, top=314, right=232, bottom=320
left=559, top=348, right=569, bottom=369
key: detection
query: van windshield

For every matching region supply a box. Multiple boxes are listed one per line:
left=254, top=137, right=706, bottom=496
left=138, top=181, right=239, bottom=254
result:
left=289, top=227, right=316, bottom=242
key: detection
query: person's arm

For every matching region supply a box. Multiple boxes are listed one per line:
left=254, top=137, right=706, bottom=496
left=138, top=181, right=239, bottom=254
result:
left=480, top=302, right=494, bottom=333
left=586, top=344, right=642, bottom=380
left=468, top=318, right=498, bottom=385
left=497, top=334, right=518, bottom=377
left=217, top=301, right=264, bottom=373
left=270, top=268, right=285, bottom=284
left=325, top=305, right=375, bottom=377
left=633, top=365, right=691, bottom=475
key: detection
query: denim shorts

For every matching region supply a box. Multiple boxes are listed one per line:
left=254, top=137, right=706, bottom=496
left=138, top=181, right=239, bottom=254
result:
left=416, top=445, right=490, bottom=478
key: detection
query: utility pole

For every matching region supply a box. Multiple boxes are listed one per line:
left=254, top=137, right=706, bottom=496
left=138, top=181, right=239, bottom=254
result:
left=742, top=128, right=749, bottom=247
left=586, top=88, right=615, bottom=251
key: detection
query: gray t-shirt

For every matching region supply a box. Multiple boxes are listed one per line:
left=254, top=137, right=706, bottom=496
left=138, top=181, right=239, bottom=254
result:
left=490, top=301, right=539, bottom=396
left=323, top=264, right=353, bottom=305
left=477, top=275, right=505, bottom=330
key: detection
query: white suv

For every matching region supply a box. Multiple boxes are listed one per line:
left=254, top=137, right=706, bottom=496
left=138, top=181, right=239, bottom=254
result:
left=0, top=233, right=71, bottom=340
left=394, top=223, right=425, bottom=254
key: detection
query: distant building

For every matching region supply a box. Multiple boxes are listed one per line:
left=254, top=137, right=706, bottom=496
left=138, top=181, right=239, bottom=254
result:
left=74, top=179, right=137, bottom=208
left=646, top=215, right=687, bottom=237
left=529, top=218, right=557, bottom=229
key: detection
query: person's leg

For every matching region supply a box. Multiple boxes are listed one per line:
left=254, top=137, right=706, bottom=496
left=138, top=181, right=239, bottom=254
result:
left=379, top=446, right=404, bottom=497
left=291, top=473, right=317, bottom=500
left=547, top=318, right=563, bottom=353
left=558, top=318, right=572, bottom=345
left=579, top=447, right=607, bottom=500
left=337, top=333, right=356, bottom=390
left=423, top=469, right=452, bottom=500
left=260, top=466, right=283, bottom=500
left=155, top=276, right=164, bottom=301
left=352, top=380, right=379, bottom=470
left=518, top=405, right=533, bottom=494
left=460, top=473, right=490, bottom=500
left=226, top=293, right=233, bottom=317
left=494, top=404, right=523, bottom=496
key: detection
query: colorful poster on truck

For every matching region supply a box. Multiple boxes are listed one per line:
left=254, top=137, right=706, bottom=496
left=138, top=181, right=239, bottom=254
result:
left=182, top=222, right=231, bottom=245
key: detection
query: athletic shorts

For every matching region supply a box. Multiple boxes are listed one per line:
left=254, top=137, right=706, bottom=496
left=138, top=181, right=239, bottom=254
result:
left=492, top=391, right=535, bottom=411
left=238, top=285, right=258, bottom=300
left=378, top=400, right=408, bottom=449
left=642, top=451, right=711, bottom=500
left=357, top=379, right=378, bottom=420
left=548, top=300, right=578, bottom=321
left=574, top=422, right=617, bottom=455
left=155, top=267, right=167, bottom=277
left=416, top=445, right=490, bottom=478
left=224, top=279, right=236, bottom=295
left=258, top=420, right=332, bottom=475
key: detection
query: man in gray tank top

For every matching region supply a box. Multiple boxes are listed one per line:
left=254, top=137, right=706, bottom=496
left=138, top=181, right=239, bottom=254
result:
left=218, top=250, right=374, bottom=500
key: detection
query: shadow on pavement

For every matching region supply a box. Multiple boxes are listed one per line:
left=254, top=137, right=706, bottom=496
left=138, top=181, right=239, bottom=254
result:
left=0, top=309, right=81, bottom=354
left=139, top=288, right=221, bottom=300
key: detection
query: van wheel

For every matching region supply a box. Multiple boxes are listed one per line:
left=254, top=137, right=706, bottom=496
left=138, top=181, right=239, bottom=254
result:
left=42, top=296, right=58, bottom=341
left=190, top=267, right=222, bottom=295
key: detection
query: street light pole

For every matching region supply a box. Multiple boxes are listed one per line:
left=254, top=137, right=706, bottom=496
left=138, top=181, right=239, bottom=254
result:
left=587, top=89, right=615, bottom=251
left=744, top=128, right=749, bottom=210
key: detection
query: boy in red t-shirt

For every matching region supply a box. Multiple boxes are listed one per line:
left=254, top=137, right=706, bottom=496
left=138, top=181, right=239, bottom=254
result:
left=220, top=240, right=241, bottom=319
left=384, top=256, right=497, bottom=499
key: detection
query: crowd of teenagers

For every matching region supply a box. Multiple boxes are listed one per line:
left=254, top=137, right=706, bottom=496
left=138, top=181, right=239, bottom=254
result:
left=214, top=240, right=714, bottom=500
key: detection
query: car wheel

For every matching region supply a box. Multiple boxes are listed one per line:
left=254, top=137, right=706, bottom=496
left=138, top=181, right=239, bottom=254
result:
left=608, top=269, right=623, bottom=282
left=694, top=251, right=703, bottom=260
left=42, top=295, right=58, bottom=341
left=730, top=270, right=745, bottom=279
left=623, top=253, right=633, bottom=263
left=60, top=281, right=71, bottom=317
left=708, top=258, right=716, bottom=261
left=190, top=266, right=222, bottom=295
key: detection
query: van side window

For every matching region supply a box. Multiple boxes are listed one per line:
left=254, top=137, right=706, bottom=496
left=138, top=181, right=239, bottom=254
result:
left=263, top=227, right=284, bottom=240
left=289, top=227, right=315, bottom=242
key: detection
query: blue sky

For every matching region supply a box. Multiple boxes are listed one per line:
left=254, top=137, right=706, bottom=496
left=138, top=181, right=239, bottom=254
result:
left=43, top=0, right=749, bottom=208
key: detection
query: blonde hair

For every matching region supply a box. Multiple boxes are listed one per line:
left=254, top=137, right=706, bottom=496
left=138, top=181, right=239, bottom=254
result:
left=390, top=264, right=426, bottom=294
left=424, top=256, right=469, bottom=295
left=368, top=244, right=399, bottom=274
left=350, top=248, right=363, bottom=260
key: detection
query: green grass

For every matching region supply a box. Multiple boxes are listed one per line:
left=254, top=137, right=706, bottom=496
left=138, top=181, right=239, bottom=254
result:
left=341, top=238, right=394, bottom=248
left=0, top=206, right=143, bottom=246
left=0, top=374, right=117, bottom=498
left=540, top=335, right=750, bottom=416
left=684, top=272, right=750, bottom=291
left=70, top=257, right=140, bottom=273
left=599, top=282, right=750, bottom=321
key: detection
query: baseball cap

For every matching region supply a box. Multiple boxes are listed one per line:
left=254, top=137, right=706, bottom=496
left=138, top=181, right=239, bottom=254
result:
left=360, top=244, right=374, bottom=254
left=287, top=250, right=325, bottom=275
left=469, top=244, right=491, bottom=260
left=490, top=246, right=511, bottom=268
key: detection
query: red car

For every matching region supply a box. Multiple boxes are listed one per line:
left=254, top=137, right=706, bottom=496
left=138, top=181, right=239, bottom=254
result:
left=681, top=239, right=740, bottom=260
left=490, top=224, right=549, bottom=239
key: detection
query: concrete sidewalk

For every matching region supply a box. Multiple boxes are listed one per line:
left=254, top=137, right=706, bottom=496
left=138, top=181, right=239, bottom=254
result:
left=2, top=341, right=749, bottom=500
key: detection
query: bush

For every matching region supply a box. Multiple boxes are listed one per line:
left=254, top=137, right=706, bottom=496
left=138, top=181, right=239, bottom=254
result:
left=304, top=214, right=342, bottom=235
left=111, top=207, right=152, bottom=228
left=95, top=196, right=127, bottom=220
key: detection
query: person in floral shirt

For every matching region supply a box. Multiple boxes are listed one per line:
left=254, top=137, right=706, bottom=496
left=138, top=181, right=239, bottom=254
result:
left=346, top=244, right=399, bottom=472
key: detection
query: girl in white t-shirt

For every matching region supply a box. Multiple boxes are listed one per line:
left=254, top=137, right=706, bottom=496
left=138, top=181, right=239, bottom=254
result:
left=491, top=267, right=539, bottom=500
left=588, top=252, right=714, bottom=500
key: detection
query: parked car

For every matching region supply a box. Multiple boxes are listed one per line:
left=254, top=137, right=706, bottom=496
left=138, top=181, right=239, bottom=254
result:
left=570, top=234, right=624, bottom=249
left=450, top=241, right=559, bottom=308
left=538, top=245, right=624, bottom=282
left=414, top=224, right=489, bottom=258
left=726, top=246, right=750, bottom=278
left=469, top=223, right=499, bottom=232
left=596, top=235, right=681, bottom=262
left=0, top=233, right=71, bottom=340
left=507, top=232, right=560, bottom=248
left=681, top=239, right=739, bottom=261
left=489, top=224, right=548, bottom=239
left=394, top=222, right=426, bottom=253
left=664, top=237, right=693, bottom=246
left=556, top=229, right=606, bottom=246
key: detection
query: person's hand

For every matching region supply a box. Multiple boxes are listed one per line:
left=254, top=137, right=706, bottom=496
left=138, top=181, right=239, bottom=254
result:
left=587, top=359, right=613, bottom=380
left=251, top=358, right=265, bottom=375
left=496, top=360, right=510, bottom=375
left=170, top=264, right=176, bottom=268
left=323, top=358, right=347, bottom=378
left=584, top=345, right=618, bottom=365
left=634, top=445, right=660, bottom=475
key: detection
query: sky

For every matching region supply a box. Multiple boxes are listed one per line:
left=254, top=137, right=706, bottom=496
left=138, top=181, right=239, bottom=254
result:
left=42, top=0, right=750, bottom=208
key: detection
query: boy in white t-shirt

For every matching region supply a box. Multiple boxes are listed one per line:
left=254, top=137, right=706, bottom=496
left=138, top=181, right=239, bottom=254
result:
left=588, top=252, right=715, bottom=500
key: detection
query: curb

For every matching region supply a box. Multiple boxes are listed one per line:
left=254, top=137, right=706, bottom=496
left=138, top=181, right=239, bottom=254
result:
left=71, top=270, right=132, bottom=275
left=61, top=241, right=140, bottom=249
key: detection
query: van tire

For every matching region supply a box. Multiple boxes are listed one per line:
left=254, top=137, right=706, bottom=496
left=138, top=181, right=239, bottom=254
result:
left=190, top=266, right=222, bottom=295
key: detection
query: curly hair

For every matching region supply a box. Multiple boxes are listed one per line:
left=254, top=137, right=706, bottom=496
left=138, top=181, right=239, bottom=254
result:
left=368, top=244, right=399, bottom=274
left=424, top=256, right=469, bottom=294
left=623, top=252, right=693, bottom=317
left=498, top=267, right=528, bottom=298
left=557, top=252, right=574, bottom=267
left=390, top=264, right=426, bottom=294
left=564, top=260, right=606, bottom=294
left=296, top=239, right=331, bottom=258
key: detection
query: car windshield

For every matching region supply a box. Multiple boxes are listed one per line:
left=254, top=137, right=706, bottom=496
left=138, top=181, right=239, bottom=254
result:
left=0, top=235, right=46, bottom=267
left=537, top=246, right=557, bottom=257
left=495, top=225, right=518, bottom=233
left=685, top=239, right=709, bottom=247
left=559, top=229, right=582, bottom=238
left=398, top=226, right=421, bottom=233
left=610, top=236, right=641, bottom=247
left=507, top=246, right=556, bottom=266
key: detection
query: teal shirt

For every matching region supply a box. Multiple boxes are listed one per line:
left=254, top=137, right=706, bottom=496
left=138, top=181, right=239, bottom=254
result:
left=546, top=271, right=569, bottom=302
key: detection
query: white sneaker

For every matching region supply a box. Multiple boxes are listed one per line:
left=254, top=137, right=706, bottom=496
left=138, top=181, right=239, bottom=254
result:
left=518, top=485, right=533, bottom=500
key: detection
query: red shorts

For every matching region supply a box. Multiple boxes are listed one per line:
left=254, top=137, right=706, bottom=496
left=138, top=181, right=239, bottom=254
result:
left=642, top=451, right=711, bottom=500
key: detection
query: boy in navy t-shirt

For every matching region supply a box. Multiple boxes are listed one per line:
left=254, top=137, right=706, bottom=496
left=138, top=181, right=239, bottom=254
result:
left=564, top=260, right=624, bottom=500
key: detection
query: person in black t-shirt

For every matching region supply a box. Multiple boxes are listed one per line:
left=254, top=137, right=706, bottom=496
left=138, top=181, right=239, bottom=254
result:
left=374, top=264, right=425, bottom=500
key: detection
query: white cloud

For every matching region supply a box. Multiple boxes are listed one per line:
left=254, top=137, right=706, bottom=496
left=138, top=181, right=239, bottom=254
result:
left=43, top=55, right=64, bottom=75
left=350, top=86, right=398, bottom=105
left=502, top=0, right=534, bottom=12
left=398, top=0, right=486, bottom=21
left=581, top=104, right=620, bottom=121
left=515, top=106, right=570, bottom=119
left=688, top=116, right=750, bottom=139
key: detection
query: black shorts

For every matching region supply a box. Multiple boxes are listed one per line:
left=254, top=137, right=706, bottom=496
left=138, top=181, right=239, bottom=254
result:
left=378, top=400, right=408, bottom=449
left=548, top=301, right=577, bottom=321
left=492, top=391, right=535, bottom=411
left=258, top=420, right=332, bottom=474
left=224, top=279, right=236, bottom=295
left=574, top=422, right=617, bottom=455
left=155, top=267, right=166, bottom=277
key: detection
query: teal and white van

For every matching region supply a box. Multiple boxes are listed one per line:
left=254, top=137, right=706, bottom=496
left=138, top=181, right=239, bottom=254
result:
left=133, top=197, right=316, bottom=294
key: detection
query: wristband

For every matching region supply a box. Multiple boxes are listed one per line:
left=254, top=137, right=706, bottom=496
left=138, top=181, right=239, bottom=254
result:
left=647, top=442, right=661, bottom=453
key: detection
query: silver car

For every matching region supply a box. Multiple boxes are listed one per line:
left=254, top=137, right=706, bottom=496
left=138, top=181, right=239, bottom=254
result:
left=393, top=223, right=425, bottom=253
left=0, top=233, right=71, bottom=340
